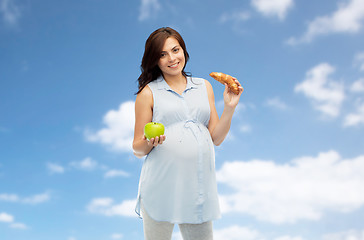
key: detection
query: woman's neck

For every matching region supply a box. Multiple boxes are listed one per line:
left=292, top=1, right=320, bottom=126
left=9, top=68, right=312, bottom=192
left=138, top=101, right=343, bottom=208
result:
left=163, top=73, right=186, bottom=86
left=163, top=73, right=187, bottom=95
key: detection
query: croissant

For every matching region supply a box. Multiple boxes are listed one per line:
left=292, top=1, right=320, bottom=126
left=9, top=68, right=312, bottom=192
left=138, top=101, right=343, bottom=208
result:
left=209, top=72, right=242, bottom=95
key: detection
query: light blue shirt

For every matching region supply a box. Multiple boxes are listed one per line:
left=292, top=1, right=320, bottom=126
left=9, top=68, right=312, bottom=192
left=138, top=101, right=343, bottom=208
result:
left=135, top=76, right=221, bottom=224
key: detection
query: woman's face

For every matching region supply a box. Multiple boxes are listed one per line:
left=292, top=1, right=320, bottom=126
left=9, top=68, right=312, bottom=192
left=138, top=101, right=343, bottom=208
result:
left=158, top=37, right=185, bottom=79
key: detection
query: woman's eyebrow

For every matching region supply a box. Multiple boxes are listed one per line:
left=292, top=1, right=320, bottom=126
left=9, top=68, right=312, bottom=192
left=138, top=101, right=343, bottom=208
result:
left=162, top=45, right=180, bottom=52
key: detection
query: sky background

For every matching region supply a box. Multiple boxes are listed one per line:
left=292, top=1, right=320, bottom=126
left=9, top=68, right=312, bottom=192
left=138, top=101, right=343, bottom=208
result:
left=1, top=0, right=364, bottom=239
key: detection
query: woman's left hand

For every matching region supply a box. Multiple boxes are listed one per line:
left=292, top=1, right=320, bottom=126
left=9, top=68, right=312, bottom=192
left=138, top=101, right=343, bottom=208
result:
left=223, top=77, right=243, bottom=108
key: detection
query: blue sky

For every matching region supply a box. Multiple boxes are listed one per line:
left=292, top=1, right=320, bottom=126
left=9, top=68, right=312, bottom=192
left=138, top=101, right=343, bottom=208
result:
left=1, top=0, right=364, bottom=239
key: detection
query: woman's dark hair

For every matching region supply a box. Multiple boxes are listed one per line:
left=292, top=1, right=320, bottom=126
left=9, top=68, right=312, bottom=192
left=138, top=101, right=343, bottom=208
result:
left=136, top=27, right=190, bottom=94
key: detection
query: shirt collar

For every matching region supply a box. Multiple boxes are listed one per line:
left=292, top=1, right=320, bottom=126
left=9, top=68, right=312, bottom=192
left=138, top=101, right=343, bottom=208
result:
left=156, top=75, right=197, bottom=92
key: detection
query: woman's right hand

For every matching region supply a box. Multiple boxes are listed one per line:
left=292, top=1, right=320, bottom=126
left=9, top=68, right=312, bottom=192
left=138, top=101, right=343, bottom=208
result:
left=144, top=135, right=166, bottom=147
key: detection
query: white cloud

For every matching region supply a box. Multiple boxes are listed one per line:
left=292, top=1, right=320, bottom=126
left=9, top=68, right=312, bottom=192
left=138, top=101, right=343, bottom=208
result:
left=343, top=56, right=364, bottom=127
left=70, top=157, right=98, bottom=171
left=0, top=192, right=50, bottom=204
left=0, top=0, right=21, bottom=26
left=138, top=0, right=161, bottom=21
left=0, top=212, right=14, bottom=222
left=239, top=124, right=252, bottom=133
left=323, top=229, right=364, bottom=240
left=350, top=78, right=364, bottom=92
left=0, top=193, right=19, bottom=202
left=287, top=0, right=364, bottom=45
left=104, top=169, right=130, bottom=178
left=295, top=63, right=345, bottom=118
left=87, top=198, right=136, bottom=217
left=62, top=157, right=129, bottom=176
left=10, top=222, right=28, bottom=229
left=0, top=212, right=28, bottom=230
left=219, top=10, right=251, bottom=34
left=47, top=162, right=65, bottom=174
left=85, top=101, right=135, bottom=153
left=220, top=0, right=293, bottom=33
left=343, top=101, right=364, bottom=126
left=217, top=150, right=364, bottom=224
left=265, top=97, right=288, bottom=110
left=251, top=0, right=294, bottom=20
left=22, top=192, right=50, bottom=204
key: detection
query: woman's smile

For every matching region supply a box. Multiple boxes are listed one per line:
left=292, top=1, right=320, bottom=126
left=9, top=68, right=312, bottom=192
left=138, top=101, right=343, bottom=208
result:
left=169, top=62, right=179, bottom=68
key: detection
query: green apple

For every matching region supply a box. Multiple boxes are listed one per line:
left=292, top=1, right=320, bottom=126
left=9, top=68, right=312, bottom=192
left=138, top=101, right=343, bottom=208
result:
left=144, top=122, right=165, bottom=140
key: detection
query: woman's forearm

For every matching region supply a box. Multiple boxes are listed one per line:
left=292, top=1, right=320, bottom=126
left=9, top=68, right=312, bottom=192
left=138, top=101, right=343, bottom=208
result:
left=211, top=106, right=236, bottom=146
left=132, top=138, right=154, bottom=158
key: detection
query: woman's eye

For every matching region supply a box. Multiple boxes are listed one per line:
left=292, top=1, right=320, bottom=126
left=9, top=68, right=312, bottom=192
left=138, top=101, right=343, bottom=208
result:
left=173, top=48, right=179, bottom=53
left=160, top=53, right=166, bottom=57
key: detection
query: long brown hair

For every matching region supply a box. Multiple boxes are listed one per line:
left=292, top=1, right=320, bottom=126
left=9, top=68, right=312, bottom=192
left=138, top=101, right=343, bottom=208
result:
left=136, top=27, right=190, bottom=94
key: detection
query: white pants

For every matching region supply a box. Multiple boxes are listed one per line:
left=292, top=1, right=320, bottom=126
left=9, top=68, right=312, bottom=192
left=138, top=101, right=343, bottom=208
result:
left=141, top=203, right=213, bottom=240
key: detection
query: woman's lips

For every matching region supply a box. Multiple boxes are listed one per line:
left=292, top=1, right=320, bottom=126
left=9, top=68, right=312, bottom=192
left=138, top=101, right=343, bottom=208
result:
left=168, top=62, right=179, bottom=68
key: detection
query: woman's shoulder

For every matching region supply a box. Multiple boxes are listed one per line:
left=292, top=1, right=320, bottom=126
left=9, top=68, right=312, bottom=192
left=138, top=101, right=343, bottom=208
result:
left=190, top=76, right=204, bottom=82
left=190, top=76, right=210, bottom=86
left=190, top=76, right=212, bottom=88
left=136, top=85, right=153, bottom=101
left=135, top=85, right=154, bottom=111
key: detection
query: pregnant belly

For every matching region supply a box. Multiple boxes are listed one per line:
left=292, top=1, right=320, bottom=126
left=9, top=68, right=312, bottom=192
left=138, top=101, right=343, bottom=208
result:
left=146, top=123, right=214, bottom=175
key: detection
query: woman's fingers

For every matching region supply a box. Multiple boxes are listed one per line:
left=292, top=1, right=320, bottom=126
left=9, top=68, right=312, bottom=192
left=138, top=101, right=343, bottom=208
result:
left=232, top=77, right=244, bottom=94
left=233, top=77, right=242, bottom=87
left=153, top=136, right=160, bottom=146
left=146, top=135, right=166, bottom=147
left=159, top=135, right=166, bottom=144
left=224, top=83, right=230, bottom=94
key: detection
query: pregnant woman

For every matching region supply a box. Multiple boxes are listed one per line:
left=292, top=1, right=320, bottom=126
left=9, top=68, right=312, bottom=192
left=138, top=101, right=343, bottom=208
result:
left=132, top=27, right=243, bottom=240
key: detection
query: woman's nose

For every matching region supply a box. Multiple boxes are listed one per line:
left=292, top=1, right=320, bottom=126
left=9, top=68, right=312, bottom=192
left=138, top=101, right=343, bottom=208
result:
left=168, top=53, right=176, bottom=61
